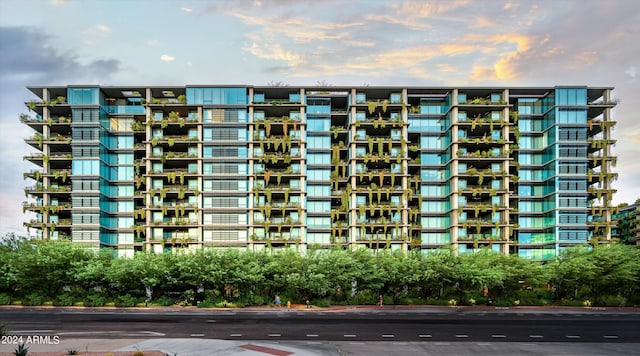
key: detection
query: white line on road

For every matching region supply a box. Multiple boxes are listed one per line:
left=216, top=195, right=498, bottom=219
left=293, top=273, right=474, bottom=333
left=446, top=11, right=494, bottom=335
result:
left=456, top=334, right=469, bottom=338
left=491, top=334, right=506, bottom=338
left=529, top=335, right=544, bottom=338
left=566, top=335, right=581, bottom=339
left=306, top=334, right=319, bottom=337
left=268, top=334, right=281, bottom=337
left=349, top=342, right=365, bottom=345
left=207, top=320, right=216, bottom=323
left=419, top=334, right=433, bottom=338
left=382, top=334, right=395, bottom=338
left=12, top=330, right=54, bottom=333
left=229, top=334, right=242, bottom=337
left=603, top=335, right=619, bottom=339
left=57, top=331, right=120, bottom=335
left=190, top=334, right=204, bottom=337
left=135, top=331, right=166, bottom=336
left=344, top=334, right=357, bottom=338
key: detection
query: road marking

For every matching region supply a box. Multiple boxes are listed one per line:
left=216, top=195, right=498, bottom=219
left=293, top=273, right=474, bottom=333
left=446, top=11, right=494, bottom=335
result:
left=268, top=333, right=282, bottom=337
left=382, top=334, right=395, bottom=338
left=349, top=342, right=365, bottom=345
left=344, top=334, right=357, bottom=338
left=565, top=335, right=581, bottom=339
left=306, top=334, right=319, bottom=337
left=491, top=334, right=506, bottom=338
left=58, top=331, right=120, bottom=335
left=306, top=341, right=322, bottom=345
left=190, top=333, right=204, bottom=337
left=12, top=330, right=54, bottom=333
left=132, top=331, right=166, bottom=336
left=529, top=335, right=544, bottom=338
left=456, top=334, right=469, bottom=338
left=419, top=334, right=432, bottom=338
left=230, top=334, right=242, bottom=337
left=207, top=320, right=216, bottom=323
left=603, top=335, right=619, bottom=339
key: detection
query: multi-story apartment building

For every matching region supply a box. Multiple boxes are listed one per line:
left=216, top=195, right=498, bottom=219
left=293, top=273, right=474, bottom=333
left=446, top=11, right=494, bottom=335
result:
left=21, top=85, right=617, bottom=259
left=612, top=203, right=639, bottom=246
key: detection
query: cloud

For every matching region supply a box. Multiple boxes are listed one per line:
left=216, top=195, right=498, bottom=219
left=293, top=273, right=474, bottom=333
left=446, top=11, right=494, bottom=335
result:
left=83, top=24, right=112, bottom=45
left=147, top=39, right=159, bottom=47
left=0, top=26, right=121, bottom=236
left=625, top=66, right=637, bottom=79
left=160, top=54, right=176, bottom=62
left=181, top=7, right=192, bottom=12
left=0, top=26, right=121, bottom=86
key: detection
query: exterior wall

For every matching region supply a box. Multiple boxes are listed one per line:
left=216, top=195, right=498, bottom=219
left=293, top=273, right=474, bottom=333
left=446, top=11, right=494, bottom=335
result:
left=22, top=86, right=618, bottom=259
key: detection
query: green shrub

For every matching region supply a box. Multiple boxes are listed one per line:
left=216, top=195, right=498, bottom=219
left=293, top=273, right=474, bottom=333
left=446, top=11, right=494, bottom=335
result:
left=22, top=293, right=46, bottom=306
left=82, top=294, right=107, bottom=307
left=53, top=293, right=76, bottom=306
left=152, top=296, right=174, bottom=307
left=114, top=294, right=140, bottom=307
left=310, top=298, right=331, bottom=307
left=424, top=298, right=450, bottom=306
left=596, top=295, right=627, bottom=307
left=493, top=299, right=514, bottom=307
left=558, top=299, right=584, bottom=307
left=353, top=290, right=377, bottom=305
left=0, top=293, right=11, bottom=305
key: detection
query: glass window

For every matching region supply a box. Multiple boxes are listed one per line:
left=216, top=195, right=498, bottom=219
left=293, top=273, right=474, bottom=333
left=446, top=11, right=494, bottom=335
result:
left=307, top=201, right=330, bottom=213
left=308, top=153, right=330, bottom=165
left=308, top=185, right=330, bottom=197
left=307, top=118, right=330, bottom=131
left=72, top=160, right=99, bottom=175
left=307, top=169, right=330, bottom=181
left=307, top=136, right=330, bottom=148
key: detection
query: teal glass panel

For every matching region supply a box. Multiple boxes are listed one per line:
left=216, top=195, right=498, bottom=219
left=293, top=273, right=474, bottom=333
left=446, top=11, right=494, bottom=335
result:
left=68, top=87, right=100, bottom=104
left=186, top=87, right=248, bottom=105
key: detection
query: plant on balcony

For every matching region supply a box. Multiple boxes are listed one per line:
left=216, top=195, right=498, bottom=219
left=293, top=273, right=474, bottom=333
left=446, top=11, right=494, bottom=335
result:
left=367, top=101, right=378, bottom=114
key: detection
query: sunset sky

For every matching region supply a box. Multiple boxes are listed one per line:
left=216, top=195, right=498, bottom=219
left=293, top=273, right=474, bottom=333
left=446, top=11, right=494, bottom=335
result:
left=1, top=0, right=639, bottom=236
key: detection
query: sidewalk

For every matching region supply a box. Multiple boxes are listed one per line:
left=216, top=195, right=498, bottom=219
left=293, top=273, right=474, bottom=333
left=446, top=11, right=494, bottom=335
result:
left=0, top=338, right=335, bottom=356
left=1, top=303, right=639, bottom=314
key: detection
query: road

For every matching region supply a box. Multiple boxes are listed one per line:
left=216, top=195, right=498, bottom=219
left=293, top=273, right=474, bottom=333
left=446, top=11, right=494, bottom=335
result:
left=1, top=307, right=639, bottom=343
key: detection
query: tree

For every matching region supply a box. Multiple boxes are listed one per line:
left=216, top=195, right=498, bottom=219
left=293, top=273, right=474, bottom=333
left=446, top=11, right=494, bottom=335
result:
left=549, top=247, right=598, bottom=300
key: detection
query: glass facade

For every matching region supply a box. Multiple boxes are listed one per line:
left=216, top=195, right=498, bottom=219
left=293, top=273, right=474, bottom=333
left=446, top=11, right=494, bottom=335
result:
left=22, top=85, right=617, bottom=258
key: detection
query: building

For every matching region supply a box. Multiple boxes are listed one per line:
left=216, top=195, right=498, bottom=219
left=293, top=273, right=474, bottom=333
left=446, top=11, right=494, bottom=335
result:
left=21, top=85, right=617, bottom=259
left=612, top=203, right=639, bottom=246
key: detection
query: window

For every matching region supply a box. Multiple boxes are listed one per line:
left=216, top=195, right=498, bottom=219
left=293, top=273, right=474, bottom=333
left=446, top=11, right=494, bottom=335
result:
left=307, top=185, right=330, bottom=197
left=558, top=146, right=587, bottom=158
left=307, top=201, right=330, bottom=213
left=559, top=128, right=587, bottom=141
left=186, top=87, right=247, bottom=105
left=307, top=153, right=330, bottom=165
left=72, top=160, right=99, bottom=175
left=307, top=169, right=330, bottom=181
left=307, top=117, right=330, bottom=131
left=307, top=136, right=330, bottom=148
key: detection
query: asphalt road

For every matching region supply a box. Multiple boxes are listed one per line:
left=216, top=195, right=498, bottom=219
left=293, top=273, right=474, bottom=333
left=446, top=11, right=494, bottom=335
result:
left=2, top=308, right=639, bottom=343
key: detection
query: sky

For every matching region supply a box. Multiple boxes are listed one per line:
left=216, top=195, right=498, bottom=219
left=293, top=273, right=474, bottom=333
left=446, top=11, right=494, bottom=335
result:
left=0, top=0, right=639, bottom=237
